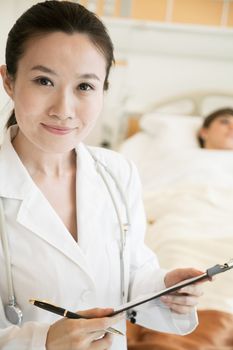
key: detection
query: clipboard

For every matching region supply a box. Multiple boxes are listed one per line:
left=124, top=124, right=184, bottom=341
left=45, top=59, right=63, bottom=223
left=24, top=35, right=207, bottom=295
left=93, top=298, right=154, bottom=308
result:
left=111, top=259, right=233, bottom=316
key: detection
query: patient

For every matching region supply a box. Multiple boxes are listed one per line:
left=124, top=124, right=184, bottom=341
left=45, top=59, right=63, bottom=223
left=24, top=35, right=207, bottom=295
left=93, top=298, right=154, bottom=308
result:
left=198, top=107, right=233, bottom=149
left=127, top=108, right=233, bottom=350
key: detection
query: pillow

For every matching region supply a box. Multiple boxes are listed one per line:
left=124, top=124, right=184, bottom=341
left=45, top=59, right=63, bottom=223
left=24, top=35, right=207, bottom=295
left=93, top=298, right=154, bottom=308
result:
left=154, top=99, right=194, bottom=115
left=139, top=113, right=203, bottom=150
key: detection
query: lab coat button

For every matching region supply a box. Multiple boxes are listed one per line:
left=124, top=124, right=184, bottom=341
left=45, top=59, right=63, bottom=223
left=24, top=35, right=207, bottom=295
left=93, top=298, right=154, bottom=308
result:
left=81, top=290, right=92, bottom=301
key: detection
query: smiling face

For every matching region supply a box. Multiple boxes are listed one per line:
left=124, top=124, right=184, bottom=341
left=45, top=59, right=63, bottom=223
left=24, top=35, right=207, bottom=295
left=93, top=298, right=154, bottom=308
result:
left=199, top=115, right=233, bottom=150
left=1, top=32, right=106, bottom=153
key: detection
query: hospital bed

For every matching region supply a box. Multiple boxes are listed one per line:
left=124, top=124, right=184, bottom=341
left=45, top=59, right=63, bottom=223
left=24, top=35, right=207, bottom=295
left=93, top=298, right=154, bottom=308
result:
left=119, top=91, right=233, bottom=350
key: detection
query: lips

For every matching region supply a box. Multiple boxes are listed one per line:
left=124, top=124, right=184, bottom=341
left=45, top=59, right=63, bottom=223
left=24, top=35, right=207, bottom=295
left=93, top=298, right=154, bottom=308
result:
left=41, top=123, right=75, bottom=135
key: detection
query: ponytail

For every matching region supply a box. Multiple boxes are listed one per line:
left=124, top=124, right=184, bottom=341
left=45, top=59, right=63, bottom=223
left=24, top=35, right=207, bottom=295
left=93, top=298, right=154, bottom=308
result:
left=6, top=110, right=17, bottom=128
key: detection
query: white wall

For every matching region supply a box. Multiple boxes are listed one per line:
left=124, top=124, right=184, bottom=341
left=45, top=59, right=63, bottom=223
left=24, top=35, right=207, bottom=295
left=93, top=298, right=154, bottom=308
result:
left=101, top=19, right=233, bottom=131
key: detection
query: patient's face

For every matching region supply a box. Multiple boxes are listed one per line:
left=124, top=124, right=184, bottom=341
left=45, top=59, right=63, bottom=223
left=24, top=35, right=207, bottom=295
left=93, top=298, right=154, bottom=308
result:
left=200, top=115, right=233, bottom=150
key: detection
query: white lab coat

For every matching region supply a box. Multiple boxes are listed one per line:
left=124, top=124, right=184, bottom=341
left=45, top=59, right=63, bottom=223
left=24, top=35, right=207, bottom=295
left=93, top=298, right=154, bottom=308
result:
left=0, top=127, right=197, bottom=350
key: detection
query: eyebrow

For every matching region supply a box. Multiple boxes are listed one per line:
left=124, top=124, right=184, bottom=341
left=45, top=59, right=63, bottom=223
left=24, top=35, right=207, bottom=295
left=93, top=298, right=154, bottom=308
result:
left=31, top=65, right=57, bottom=75
left=31, top=65, right=100, bottom=81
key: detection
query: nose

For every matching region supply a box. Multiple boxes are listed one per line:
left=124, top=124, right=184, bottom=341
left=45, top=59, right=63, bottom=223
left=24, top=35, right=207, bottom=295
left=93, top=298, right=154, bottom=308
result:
left=48, top=88, right=76, bottom=120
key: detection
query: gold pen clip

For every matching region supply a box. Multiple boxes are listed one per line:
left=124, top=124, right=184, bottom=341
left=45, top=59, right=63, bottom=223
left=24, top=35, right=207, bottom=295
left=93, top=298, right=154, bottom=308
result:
left=29, top=299, right=58, bottom=307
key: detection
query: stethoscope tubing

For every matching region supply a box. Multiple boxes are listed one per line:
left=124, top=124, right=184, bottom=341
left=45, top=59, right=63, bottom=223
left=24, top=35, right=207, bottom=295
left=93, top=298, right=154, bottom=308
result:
left=86, top=147, right=131, bottom=304
left=0, top=199, right=15, bottom=305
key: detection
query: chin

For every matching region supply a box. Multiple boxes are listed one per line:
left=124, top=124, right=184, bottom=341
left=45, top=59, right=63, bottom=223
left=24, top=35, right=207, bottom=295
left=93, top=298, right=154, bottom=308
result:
left=221, top=144, right=233, bottom=150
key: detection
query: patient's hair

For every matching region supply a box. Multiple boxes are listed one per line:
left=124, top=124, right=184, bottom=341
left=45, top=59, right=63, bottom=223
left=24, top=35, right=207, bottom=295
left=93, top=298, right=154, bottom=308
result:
left=198, top=108, right=233, bottom=148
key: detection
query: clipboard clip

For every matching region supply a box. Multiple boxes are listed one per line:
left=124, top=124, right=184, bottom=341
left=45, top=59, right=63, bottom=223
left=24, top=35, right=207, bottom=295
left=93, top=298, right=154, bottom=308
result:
left=206, top=258, right=233, bottom=278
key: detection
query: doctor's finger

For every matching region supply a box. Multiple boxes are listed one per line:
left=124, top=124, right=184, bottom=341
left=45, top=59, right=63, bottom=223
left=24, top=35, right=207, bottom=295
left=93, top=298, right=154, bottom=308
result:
left=178, top=284, right=204, bottom=297
left=161, top=293, right=199, bottom=307
left=91, top=332, right=113, bottom=349
left=165, top=303, right=195, bottom=315
left=78, top=308, right=114, bottom=318
left=77, top=308, right=124, bottom=324
left=76, top=315, right=122, bottom=334
left=164, top=268, right=204, bottom=288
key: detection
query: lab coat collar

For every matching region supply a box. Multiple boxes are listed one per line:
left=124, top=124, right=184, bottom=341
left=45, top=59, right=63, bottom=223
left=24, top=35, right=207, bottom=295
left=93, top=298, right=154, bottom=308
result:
left=0, top=126, right=35, bottom=199
left=75, top=143, right=110, bottom=254
left=0, top=127, right=105, bottom=284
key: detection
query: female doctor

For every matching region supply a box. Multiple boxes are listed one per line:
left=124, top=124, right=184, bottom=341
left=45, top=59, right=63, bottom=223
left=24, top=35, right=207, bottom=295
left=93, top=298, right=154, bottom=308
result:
left=0, top=1, right=204, bottom=349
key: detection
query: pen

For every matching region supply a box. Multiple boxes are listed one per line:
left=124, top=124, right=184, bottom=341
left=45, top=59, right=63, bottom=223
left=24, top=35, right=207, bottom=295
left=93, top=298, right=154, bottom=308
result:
left=29, top=299, right=123, bottom=336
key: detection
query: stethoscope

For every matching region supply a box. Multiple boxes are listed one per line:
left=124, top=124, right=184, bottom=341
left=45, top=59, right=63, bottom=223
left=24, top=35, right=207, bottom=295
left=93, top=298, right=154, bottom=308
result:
left=0, top=148, right=137, bottom=325
left=0, top=198, right=23, bottom=325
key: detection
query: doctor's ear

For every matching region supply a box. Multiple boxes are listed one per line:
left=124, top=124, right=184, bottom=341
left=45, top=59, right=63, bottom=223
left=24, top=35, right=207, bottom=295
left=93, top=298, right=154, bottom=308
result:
left=0, top=65, right=15, bottom=99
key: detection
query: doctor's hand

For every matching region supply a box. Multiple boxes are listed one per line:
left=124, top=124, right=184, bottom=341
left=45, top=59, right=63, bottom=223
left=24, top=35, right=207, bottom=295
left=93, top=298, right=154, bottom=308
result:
left=161, top=268, right=205, bottom=314
left=46, top=308, right=123, bottom=350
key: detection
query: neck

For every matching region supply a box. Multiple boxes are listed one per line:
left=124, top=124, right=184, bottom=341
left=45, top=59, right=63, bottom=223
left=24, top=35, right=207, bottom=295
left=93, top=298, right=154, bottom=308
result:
left=12, top=130, right=76, bottom=178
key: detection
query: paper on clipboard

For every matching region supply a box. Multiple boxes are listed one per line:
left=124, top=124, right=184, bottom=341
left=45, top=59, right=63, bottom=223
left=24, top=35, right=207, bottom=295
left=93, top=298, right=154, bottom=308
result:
left=112, top=259, right=233, bottom=316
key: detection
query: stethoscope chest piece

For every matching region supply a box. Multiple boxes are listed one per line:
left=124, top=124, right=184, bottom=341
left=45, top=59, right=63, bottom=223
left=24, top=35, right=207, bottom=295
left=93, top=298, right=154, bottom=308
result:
left=5, top=303, right=23, bottom=325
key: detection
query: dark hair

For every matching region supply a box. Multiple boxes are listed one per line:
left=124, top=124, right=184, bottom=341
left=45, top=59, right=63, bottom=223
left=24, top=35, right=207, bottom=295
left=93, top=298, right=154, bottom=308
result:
left=6, top=0, right=114, bottom=128
left=198, top=107, right=233, bottom=148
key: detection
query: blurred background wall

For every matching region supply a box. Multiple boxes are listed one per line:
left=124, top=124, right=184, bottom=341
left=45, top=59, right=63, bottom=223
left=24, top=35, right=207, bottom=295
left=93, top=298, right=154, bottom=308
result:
left=79, top=0, right=233, bottom=26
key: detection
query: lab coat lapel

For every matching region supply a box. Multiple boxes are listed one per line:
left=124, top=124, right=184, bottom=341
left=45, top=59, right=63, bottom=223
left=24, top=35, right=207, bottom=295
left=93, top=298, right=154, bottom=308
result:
left=76, top=144, right=113, bottom=254
left=16, top=190, right=95, bottom=282
left=0, top=130, right=94, bottom=283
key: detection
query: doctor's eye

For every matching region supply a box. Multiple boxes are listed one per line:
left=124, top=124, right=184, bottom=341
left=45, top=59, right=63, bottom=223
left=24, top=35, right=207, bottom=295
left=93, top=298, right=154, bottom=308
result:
left=78, top=83, right=93, bottom=91
left=33, top=77, right=53, bottom=87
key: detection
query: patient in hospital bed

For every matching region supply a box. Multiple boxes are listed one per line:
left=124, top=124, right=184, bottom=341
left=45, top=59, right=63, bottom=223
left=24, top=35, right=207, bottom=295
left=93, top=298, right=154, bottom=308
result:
left=121, top=108, right=233, bottom=350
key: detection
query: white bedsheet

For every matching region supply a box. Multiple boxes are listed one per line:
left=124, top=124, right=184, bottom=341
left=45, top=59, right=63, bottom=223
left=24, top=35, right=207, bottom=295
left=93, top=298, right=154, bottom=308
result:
left=121, top=142, right=233, bottom=313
